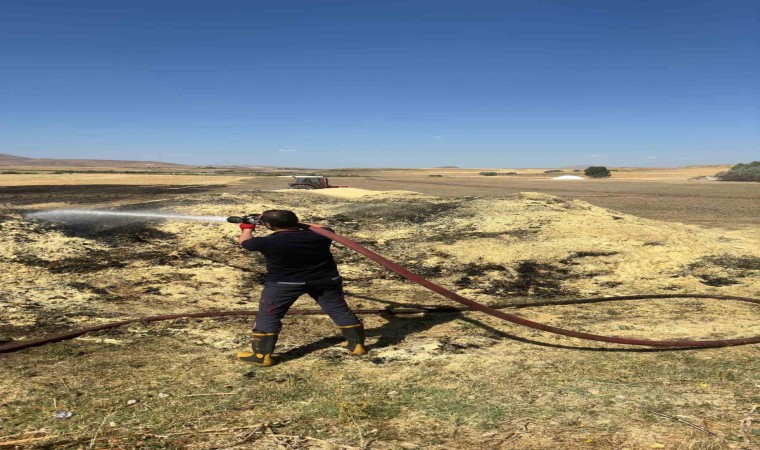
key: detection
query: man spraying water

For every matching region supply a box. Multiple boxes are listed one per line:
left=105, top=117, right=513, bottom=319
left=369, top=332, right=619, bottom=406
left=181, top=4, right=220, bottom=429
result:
left=235, top=210, right=367, bottom=366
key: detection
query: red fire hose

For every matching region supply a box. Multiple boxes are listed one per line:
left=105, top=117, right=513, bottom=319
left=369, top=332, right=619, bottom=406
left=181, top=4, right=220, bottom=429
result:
left=308, top=226, right=760, bottom=348
left=1, top=225, right=759, bottom=354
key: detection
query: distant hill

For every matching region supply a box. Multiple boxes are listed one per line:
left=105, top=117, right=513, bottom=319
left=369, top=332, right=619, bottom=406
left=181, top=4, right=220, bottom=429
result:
left=0, top=153, right=188, bottom=168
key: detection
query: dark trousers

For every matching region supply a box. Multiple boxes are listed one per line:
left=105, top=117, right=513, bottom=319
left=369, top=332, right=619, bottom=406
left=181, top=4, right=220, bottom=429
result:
left=254, top=276, right=360, bottom=333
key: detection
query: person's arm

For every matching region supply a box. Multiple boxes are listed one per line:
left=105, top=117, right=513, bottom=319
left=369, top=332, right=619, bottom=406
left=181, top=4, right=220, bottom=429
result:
left=239, top=223, right=256, bottom=246
left=239, top=229, right=254, bottom=245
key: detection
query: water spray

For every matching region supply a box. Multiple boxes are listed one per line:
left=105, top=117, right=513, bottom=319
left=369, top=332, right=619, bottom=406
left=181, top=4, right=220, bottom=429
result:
left=27, top=209, right=236, bottom=223
left=26, top=209, right=268, bottom=226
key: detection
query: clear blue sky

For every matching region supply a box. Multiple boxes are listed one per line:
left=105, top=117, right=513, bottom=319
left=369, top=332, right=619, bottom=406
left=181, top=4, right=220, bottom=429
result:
left=1, top=0, right=757, bottom=168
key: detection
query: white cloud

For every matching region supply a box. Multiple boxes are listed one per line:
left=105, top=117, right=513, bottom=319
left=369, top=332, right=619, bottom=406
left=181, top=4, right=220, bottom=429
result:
left=277, top=149, right=297, bottom=153
left=431, top=135, right=443, bottom=140
left=645, top=156, right=657, bottom=159
left=584, top=154, right=603, bottom=158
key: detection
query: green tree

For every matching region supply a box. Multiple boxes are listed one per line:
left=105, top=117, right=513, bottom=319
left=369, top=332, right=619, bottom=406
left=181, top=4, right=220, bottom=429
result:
left=584, top=166, right=611, bottom=178
left=716, top=161, right=760, bottom=182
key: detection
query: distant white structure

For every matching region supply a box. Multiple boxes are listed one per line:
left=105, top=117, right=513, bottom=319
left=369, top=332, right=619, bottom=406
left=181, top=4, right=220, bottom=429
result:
left=552, top=175, right=584, bottom=180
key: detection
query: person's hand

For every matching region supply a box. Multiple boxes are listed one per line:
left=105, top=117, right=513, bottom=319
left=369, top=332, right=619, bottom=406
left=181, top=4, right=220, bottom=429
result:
left=239, top=223, right=256, bottom=231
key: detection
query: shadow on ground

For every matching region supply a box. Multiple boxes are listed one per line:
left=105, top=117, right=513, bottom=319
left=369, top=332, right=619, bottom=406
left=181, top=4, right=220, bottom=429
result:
left=280, top=293, right=708, bottom=362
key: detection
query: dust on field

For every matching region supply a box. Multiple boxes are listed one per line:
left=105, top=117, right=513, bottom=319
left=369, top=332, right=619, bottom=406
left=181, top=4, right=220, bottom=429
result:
left=1, top=188, right=759, bottom=449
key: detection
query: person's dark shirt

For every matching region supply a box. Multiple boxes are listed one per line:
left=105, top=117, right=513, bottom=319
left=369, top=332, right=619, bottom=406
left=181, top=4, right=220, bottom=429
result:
left=241, top=228, right=339, bottom=282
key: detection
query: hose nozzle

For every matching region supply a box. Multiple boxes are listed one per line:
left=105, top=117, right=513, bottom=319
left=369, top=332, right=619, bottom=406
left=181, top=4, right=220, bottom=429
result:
left=226, top=214, right=262, bottom=225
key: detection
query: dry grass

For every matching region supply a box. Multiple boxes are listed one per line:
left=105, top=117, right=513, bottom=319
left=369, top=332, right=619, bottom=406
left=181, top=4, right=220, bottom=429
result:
left=1, top=187, right=759, bottom=449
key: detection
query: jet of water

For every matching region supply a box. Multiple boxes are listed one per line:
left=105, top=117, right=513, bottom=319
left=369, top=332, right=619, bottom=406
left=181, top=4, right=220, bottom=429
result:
left=27, top=209, right=228, bottom=223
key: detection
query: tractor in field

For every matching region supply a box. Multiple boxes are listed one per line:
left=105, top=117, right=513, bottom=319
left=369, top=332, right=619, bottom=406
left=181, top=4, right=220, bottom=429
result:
left=288, top=175, right=347, bottom=189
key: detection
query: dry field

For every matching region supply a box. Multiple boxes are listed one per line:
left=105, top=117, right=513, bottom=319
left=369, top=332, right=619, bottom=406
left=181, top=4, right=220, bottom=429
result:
left=2, top=165, right=757, bottom=229
left=342, top=166, right=758, bottom=230
left=1, top=170, right=759, bottom=449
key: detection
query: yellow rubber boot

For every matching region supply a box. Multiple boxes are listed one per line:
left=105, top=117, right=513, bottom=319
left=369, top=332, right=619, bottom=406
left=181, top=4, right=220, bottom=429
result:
left=339, top=323, right=367, bottom=356
left=237, top=332, right=278, bottom=366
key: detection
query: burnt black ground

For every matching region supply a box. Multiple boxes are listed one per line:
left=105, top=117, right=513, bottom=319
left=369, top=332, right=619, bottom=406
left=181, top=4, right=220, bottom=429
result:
left=0, top=184, right=220, bottom=206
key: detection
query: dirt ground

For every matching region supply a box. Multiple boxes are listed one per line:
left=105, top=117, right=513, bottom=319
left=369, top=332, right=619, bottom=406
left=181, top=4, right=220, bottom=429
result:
left=344, top=174, right=759, bottom=230
left=0, top=174, right=759, bottom=449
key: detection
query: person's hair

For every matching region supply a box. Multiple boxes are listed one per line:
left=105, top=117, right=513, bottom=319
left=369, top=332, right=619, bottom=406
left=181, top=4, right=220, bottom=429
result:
left=260, top=210, right=299, bottom=228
